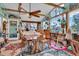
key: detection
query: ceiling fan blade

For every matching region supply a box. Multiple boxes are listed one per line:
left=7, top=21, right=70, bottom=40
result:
left=30, top=10, right=41, bottom=15
left=2, top=8, right=29, bottom=13
left=29, top=10, right=41, bottom=18
left=31, top=14, right=40, bottom=18
left=28, top=3, right=41, bottom=18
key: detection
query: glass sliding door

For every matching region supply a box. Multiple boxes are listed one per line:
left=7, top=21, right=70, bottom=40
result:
left=9, top=20, right=18, bottom=39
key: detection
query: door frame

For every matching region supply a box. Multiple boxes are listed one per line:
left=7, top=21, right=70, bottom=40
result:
left=8, top=19, right=19, bottom=40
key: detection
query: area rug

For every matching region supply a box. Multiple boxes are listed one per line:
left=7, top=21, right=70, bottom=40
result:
left=18, top=48, right=72, bottom=56
left=33, top=49, right=72, bottom=56
left=18, top=43, right=73, bottom=56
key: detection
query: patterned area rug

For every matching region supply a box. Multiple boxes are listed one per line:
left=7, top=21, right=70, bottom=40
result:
left=18, top=43, right=72, bottom=56
left=33, top=49, right=72, bottom=56
left=18, top=47, right=72, bottom=56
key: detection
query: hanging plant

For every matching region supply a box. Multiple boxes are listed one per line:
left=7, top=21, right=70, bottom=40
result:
left=61, top=7, right=66, bottom=10
left=58, top=19, right=61, bottom=22
left=58, top=19, right=66, bottom=25
left=61, top=20, right=66, bottom=28
left=57, top=19, right=66, bottom=28
left=61, top=20, right=66, bottom=25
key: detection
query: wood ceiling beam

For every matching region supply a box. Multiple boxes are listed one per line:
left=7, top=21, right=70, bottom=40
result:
left=52, top=12, right=66, bottom=18
left=51, top=5, right=79, bottom=18
left=22, top=20, right=41, bottom=23
left=52, top=3, right=64, bottom=9
left=45, top=3, right=64, bottom=8
left=48, top=3, right=64, bottom=14
left=2, top=8, right=29, bottom=14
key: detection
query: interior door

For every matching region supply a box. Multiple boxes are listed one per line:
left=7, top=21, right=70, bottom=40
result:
left=9, top=20, right=18, bottom=40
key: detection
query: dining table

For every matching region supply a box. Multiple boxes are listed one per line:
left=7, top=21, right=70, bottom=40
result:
left=23, top=31, right=41, bottom=54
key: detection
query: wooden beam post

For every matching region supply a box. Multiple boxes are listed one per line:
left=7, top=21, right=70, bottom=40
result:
left=66, top=12, right=69, bottom=32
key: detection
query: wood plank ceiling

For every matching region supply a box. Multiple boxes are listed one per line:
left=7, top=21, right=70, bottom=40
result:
left=2, top=3, right=64, bottom=22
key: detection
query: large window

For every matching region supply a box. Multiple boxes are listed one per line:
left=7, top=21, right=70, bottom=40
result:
left=50, top=16, right=62, bottom=33
left=42, top=20, right=49, bottom=30
left=30, top=23, right=37, bottom=30
left=69, top=12, right=79, bottom=33
left=50, top=7, right=65, bottom=18
left=22, top=22, right=37, bottom=31
left=50, top=8, right=66, bottom=33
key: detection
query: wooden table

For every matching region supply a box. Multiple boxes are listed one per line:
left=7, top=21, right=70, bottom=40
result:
left=23, top=31, right=41, bottom=54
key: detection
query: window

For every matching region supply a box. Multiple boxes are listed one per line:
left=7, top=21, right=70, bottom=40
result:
left=22, top=22, right=37, bottom=31
left=9, top=21, right=17, bottom=38
left=42, top=18, right=49, bottom=30
left=50, top=7, right=65, bottom=17
left=69, top=12, right=79, bottom=33
left=50, top=16, right=62, bottom=33
left=30, top=23, right=37, bottom=30
left=49, top=6, right=66, bottom=33
left=50, top=14, right=66, bottom=33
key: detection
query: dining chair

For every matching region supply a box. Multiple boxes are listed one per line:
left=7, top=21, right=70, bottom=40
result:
left=37, top=30, right=51, bottom=51
left=44, top=30, right=51, bottom=48
left=19, top=30, right=27, bottom=48
left=70, top=40, right=79, bottom=56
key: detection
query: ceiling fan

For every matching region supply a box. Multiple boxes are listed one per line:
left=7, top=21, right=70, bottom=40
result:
left=2, top=3, right=41, bottom=18
left=18, top=3, right=41, bottom=18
